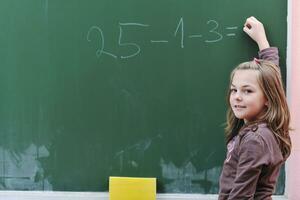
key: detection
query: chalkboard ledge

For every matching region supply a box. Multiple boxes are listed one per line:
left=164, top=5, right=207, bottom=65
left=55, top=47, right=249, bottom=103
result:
left=0, top=191, right=288, bottom=200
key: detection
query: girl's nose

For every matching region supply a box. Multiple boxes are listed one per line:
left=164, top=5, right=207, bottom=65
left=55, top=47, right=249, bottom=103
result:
left=234, top=92, right=242, bottom=101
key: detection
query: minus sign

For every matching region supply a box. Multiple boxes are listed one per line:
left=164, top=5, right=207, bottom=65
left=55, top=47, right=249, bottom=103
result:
left=189, top=35, right=203, bottom=38
left=150, top=40, right=169, bottom=43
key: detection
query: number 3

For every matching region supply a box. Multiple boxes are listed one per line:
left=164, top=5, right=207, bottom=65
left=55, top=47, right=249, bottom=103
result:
left=205, top=20, right=223, bottom=43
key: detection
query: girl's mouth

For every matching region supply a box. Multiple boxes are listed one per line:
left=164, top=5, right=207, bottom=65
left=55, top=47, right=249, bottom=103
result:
left=234, top=105, right=246, bottom=108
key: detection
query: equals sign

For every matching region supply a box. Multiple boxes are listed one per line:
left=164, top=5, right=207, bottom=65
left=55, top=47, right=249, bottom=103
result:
left=225, top=26, right=238, bottom=37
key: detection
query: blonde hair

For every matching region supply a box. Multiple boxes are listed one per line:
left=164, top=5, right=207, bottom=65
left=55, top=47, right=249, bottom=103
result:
left=225, top=59, right=292, bottom=159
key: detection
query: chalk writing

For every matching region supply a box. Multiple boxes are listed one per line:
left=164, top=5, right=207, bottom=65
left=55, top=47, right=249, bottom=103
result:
left=150, top=40, right=169, bottom=43
left=174, top=17, right=184, bottom=48
left=118, top=22, right=150, bottom=59
left=225, top=26, right=238, bottom=37
left=87, top=26, right=117, bottom=59
left=205, top=20, right=223, bottom=43
left=87, top=18, right=238, bottom=60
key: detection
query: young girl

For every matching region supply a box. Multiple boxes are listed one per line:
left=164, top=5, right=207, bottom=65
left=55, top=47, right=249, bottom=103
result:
left=218, top=17, right=292, bottom=200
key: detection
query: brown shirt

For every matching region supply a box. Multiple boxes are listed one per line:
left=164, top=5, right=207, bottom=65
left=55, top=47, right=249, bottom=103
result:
left=218, top=47, right=283, bottom=200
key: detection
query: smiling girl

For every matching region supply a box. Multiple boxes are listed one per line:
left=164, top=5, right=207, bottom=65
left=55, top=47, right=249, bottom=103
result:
left=218, top=17, right=292, bottom=200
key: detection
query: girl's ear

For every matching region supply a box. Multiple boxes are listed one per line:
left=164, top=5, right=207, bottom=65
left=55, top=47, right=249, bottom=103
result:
left=265, top=101, right=269, bottom=107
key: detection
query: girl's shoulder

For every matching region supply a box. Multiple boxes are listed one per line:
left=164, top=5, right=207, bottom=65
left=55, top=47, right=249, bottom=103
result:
left=239, top=122, right=274, bottom=143
left=238, top=122, right=269, bottom=148
left=238, top=122, right=283, bottom=161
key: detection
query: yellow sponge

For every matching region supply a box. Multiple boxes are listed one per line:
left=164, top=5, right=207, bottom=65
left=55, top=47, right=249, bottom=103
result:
left=109, top=177, right=156, bottom=200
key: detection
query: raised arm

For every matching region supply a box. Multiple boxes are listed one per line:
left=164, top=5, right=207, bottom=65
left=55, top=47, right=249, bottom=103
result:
left=243, top=16, right=279, bottom=66
left=243, top=16, right=270, bottom=51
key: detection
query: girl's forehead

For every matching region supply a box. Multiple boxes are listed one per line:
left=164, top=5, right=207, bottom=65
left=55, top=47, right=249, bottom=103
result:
left=232, top=70, right=260, bottom=87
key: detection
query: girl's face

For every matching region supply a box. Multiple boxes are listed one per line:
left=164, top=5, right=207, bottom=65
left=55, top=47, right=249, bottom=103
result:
left=230, top=70, right=268, bottom=123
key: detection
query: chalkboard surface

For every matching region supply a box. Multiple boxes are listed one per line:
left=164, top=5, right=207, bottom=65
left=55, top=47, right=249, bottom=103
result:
left=0, top=0, right=287, bottom=193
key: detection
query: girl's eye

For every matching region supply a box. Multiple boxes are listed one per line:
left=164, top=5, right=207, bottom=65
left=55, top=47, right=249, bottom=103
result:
left=244, top=89, right=252, bottom=94
left=230, top=88, right=237, bottom=93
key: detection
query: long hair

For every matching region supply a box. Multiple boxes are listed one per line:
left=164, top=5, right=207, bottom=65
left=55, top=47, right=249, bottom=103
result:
left=225, top=59, right=292, bottom=160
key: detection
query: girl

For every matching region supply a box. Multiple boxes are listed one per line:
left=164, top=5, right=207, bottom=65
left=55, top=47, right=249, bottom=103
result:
left=218, top=17, right=292, bottom=200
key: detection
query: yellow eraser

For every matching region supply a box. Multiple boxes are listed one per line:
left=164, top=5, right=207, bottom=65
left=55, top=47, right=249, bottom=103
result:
left=109, top=176, right=156, bottom=200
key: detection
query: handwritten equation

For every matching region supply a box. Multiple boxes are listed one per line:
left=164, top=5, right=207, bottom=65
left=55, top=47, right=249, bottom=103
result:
left=86, top=18, right=238, bottom=60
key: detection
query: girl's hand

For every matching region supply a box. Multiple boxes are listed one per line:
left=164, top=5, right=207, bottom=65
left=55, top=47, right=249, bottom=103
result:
left=243, top=16, right=270, bottom=51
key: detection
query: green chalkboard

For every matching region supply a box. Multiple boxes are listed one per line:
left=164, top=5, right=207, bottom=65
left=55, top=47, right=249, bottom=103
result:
left=0, top=0, right=287, bottom=193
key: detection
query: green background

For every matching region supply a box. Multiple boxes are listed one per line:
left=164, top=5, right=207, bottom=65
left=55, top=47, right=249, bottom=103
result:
left=0, top=0, right=287, bottom=193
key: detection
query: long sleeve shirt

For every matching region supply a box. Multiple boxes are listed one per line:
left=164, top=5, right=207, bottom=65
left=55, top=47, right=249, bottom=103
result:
left=218, top=47, right=284, bottom=200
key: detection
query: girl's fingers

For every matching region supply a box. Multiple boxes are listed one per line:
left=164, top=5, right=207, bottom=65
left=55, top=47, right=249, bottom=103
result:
left=250, top=16, right=257, bottom=21
left=244, top=17, right=255, bottom=29
left=243, top=26, right=250, bottom=34
left=243, top=26, right=253, bottom=37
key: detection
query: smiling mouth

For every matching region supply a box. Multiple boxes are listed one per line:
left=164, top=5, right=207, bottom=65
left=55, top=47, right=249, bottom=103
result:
left=234, top=105, right=246, bottom=108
